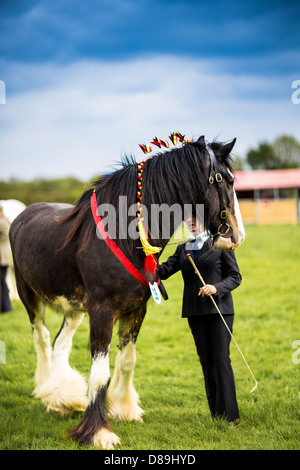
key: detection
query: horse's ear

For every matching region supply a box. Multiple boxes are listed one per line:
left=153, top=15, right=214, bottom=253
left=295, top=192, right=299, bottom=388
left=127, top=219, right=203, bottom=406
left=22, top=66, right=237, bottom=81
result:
left=221, top=138, right=236, bottom=159
left=197, top=135, right=205, bottom=145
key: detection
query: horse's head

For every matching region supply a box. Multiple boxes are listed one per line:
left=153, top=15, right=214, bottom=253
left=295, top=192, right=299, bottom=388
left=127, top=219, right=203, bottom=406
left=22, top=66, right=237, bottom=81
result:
left=214, top=186, right=246, bottom=251
left=198, top=136, right=244, bottom=251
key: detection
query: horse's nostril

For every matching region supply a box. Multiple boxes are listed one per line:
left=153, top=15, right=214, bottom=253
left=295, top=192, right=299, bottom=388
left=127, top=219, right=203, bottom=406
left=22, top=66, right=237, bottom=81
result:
left=223, top=226, right=233, bottom=239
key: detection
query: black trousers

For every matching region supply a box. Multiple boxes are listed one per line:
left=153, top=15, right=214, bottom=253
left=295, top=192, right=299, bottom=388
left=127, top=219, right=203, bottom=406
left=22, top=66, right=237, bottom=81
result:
left=188, top=314, right=239, bottom=422
left=0, top=266, right=12, bottom=313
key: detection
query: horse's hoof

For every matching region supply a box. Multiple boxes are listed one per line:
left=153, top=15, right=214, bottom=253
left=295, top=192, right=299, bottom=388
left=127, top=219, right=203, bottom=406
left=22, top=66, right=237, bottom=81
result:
left=92, top=428, right=121, bottom=449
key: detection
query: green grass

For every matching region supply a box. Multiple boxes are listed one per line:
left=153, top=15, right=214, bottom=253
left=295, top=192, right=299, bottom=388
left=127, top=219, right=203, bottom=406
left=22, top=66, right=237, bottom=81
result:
left=0, top=225, right=299, bottom=450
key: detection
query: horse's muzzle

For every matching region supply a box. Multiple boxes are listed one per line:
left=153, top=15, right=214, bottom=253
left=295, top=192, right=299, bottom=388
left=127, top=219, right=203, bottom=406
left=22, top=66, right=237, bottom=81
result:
left=212, top=222, right=233, bottom=239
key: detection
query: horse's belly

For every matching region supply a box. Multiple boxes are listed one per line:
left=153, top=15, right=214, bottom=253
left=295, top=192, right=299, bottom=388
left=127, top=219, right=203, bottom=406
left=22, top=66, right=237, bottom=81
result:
left=50, top=294, right=87, bottom=314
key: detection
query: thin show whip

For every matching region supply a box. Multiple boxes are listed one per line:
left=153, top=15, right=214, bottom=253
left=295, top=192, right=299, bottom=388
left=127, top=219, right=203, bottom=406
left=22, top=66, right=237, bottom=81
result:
left=186, top=253, right=258, bottom=394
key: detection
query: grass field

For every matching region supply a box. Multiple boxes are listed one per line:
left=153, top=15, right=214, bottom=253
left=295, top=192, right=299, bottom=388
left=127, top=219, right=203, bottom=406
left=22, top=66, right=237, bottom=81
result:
left=0, top=225, right=299, bottom=450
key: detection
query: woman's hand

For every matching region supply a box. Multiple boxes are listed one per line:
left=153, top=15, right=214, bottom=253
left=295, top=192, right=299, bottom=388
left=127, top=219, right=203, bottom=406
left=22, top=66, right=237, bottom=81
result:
left=198, top=284, right=217, bottom=297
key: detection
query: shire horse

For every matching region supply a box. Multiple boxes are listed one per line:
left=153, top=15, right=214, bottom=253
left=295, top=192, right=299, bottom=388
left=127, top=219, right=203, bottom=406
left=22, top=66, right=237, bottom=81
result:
left=9, top=136, right=244, bottom=449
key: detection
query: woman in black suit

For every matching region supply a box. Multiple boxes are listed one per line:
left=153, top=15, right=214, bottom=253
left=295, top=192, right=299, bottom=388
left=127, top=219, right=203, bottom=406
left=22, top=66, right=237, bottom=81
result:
left=158, top=218, right=242, bottom=424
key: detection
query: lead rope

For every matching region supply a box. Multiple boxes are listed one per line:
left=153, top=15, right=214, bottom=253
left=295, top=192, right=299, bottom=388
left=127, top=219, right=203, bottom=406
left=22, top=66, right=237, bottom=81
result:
left=166, top=237, right=191, bottom=245
left=186, top=253, right=258, bottom=394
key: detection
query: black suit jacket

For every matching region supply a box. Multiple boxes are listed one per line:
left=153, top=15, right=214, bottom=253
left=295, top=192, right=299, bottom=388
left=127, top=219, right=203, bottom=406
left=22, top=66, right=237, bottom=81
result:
left=158, top=242, right=242, bottom=318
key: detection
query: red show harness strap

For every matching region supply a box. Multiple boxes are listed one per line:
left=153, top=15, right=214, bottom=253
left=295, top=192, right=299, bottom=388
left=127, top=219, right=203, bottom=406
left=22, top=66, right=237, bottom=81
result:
left=90, top=191, right=150, bottom=287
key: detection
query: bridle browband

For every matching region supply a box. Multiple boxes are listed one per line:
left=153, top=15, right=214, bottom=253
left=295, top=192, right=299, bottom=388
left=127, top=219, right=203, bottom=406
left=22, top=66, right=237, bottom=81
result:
left=206, top=145, right=231, bottom=238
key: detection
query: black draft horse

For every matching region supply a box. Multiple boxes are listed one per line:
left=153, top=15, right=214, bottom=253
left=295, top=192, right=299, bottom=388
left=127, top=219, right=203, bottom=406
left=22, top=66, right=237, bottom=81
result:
left=9, top=136, right=242, bottom=449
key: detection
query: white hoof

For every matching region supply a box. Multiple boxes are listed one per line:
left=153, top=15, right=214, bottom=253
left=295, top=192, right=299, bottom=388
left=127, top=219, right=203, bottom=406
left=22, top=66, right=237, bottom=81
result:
left=108, top=382, right=144, bottom=421
left=108, top=401, right=144, bottom=422
left=93, top=428, right=121, bottom=449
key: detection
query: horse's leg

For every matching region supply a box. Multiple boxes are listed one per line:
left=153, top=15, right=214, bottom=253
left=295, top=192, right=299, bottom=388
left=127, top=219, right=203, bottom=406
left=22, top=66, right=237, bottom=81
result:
left=12, top=263, right=52, bottom=396
left=108, top=305, right=146, bottom=422
left=32, top=302, right=52, bottom=397
left=69, top=301, right=120, bottom=449
left=36, top=313, right=88, bottom=414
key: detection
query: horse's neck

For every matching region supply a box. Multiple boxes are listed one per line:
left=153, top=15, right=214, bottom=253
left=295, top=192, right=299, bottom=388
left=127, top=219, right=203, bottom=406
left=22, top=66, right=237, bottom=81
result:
left=142, top=203, right=185, bottom=250
left=141, top=178, right=191, bottom=249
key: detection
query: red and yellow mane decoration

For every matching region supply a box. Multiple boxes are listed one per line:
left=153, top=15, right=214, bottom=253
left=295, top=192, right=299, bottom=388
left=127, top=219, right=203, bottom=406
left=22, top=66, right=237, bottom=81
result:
left=136, top=159, right=160, bottom=275
left=139, top=131, right=191, bottom=154
left=137, top=131, right=191, bottom=275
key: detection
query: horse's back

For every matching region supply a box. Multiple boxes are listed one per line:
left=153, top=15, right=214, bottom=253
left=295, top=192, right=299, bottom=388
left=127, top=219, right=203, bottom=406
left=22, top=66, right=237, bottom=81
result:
left=10, top=202, right=72, bottom=246
left=9, top=202, right=83, bottom=302
left=11, top=201, right=70, bottom=224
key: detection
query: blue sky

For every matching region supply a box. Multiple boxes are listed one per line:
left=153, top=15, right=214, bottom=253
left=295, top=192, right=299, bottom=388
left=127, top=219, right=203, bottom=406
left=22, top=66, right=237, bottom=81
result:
left=0, top=0, right=299, bottom=180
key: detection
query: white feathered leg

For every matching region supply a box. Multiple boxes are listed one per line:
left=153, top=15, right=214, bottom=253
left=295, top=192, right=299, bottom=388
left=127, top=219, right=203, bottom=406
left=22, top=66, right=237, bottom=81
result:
left=108, top=341, right=144, bottom=421
left=32, top=304, right=52, bottom=396
left=35, top=313, right=88, bottom=413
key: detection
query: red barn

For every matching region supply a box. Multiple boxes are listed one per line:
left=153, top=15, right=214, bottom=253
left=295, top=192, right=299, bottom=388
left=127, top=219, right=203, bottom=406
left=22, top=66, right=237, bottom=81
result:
left=234, top=169, right=300, bottom=224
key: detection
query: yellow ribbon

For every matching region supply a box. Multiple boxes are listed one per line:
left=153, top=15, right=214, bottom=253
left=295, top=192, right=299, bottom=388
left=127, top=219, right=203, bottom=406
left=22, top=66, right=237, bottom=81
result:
left=138, top=220, right=161, bottom=256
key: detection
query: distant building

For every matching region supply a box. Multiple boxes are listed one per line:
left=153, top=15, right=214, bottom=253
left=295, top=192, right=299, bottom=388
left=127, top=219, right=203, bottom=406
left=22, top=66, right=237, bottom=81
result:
left=234, top=169, right=300, bottom=224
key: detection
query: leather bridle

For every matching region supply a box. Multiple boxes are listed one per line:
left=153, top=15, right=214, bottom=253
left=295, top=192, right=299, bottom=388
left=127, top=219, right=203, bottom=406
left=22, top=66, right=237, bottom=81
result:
left=206, top=145, right=231, bottom=238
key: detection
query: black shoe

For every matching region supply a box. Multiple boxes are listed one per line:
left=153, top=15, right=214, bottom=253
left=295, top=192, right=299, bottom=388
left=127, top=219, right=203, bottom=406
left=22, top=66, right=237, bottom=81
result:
left=228, top=419, right=239, bottom=427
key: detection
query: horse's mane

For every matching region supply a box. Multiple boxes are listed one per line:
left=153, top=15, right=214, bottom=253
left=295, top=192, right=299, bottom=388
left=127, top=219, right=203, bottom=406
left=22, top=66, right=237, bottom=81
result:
left=59, top=139, right=234, bottom=254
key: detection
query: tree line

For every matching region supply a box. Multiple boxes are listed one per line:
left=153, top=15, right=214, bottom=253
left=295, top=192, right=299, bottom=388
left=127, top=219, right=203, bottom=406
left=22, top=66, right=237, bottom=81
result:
left=243, top=134, right=300, bottom=170
left=0, top=176, right=89, bottom=206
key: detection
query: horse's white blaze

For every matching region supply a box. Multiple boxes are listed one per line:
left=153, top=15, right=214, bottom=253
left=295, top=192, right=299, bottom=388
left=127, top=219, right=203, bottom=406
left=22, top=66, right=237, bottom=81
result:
left=108, top=341, right=144, bottom=421
left=233, top=188, right=246, bottom=243
left=227, top=168, right=234, bottom=179
left=88, top=350, right=111, bottom=403
left=215, top=188, right=245, bottom=251
left=34, top=314, right=88, bottom=412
